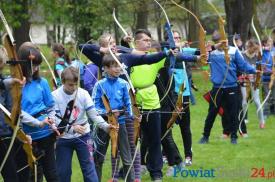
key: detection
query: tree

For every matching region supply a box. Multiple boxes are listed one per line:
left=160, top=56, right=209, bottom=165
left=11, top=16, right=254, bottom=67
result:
left=224, top=0, right=254, bottom=43
left=0, top=0, right=31, bottom=49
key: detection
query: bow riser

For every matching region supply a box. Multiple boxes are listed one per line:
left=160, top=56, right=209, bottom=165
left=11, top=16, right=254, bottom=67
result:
left=166, top=83, right=184, bottom=129
left=199, top=28, right=207, bottom=65
left=129, top=89, right=140, bottom=144
left=102, top=94, right=118, bottom=158
left=218, top=18, right=230, bottom=64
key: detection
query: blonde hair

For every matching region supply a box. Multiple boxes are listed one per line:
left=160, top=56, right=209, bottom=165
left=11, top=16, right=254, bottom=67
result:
left=0, top=46, right=8, bottom=64
left=98, top=33, right=113, bottom=47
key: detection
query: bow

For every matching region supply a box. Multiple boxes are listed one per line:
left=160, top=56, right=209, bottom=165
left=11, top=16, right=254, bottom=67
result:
left=152, top=0, right=176, bottom=113
left=251, top=16, right=263, bottom=90
left=113, top=8, right=134, bottom=48
left=207, top=0, right=230, bottom=107
left=110, top=12, right=142, bottom=143
left=258, top=53, right=275, bottom=113
left=171, top=0, right=210, bottom=83
left=233, top=34, right=251, bottom=134
left=207, top=0, right=230, bottom=65
left=0, top=9, right=37, bottom=176
left=101, top=94, right=118, bottom=158
left=161, top=83, right=185, bottom=141
left=108, top=39, right=141, bottom=143
left=171, top=0, right=207, bottom=65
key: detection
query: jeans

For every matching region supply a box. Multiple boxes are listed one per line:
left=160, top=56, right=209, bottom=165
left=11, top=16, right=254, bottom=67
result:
left=56, top=133, right=98, bottom=182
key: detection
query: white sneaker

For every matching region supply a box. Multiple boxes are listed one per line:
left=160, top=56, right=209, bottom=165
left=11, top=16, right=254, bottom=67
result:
left=185, top=157, right=192, bottom=166
left=162, top=156, right=168, bottom=164
left=166, top=166, right=175, bottom=176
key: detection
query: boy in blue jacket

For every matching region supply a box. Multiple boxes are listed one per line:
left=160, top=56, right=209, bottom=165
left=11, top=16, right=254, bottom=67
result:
left=92, top=54, right=135, bottom=182
left=199, top=31, right=256, bottom=145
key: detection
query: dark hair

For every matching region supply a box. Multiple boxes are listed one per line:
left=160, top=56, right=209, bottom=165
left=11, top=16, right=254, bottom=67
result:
left=64, top=49, right=72, bottom=65
left=102, top=54, right=120, bottom=67
left=245, top=39, right=258, bottom=49
left=261, top=36, right=271, bottom=45
left=134, top=29, right=151, bottom=41
left=212, top=30, right=221, bottom=42
left=61, top=66, right=79, bottom=83
left=18, top=42, right=42, bottom=81
left=52, top=43, right=65, bottom=57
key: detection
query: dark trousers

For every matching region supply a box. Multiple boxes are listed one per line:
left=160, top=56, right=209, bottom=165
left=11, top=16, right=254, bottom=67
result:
left=56, top=133, right=98, bottom=182
left=160, top=105, right=183, bottom=166
left=0, top=138, right=29, bottom=182
left=222, top=86, right=247, bottom=135
left=178, top=96, right=192, bottom=158
left=140, top=109, right=162, bottom=180
left=93, top=128, right=109, bottom=182
left=30, top=134, right=59, bottom=182
left=203, top=87, right=239, bottom=139
left=111, top=124, right=135, bottom=182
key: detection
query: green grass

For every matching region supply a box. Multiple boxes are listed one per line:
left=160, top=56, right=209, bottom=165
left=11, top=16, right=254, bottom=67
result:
left=68, top=71, right=275, bottom=182
left=1, top=45, right=274, bottom=182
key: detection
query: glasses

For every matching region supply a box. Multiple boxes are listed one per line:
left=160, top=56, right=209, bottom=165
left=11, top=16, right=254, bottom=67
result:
left=174, top=36, right=181, bottom=40
left=137, top=39, right=152, bottom=43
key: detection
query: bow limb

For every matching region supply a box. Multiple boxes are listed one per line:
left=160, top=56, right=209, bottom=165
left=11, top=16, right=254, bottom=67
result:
left=171, top=0, right=207, bottom=65
left=162, top=62, right=186, bottom=141
left=29, top=28, right=58, bottom=89
left=107, top=38, right=141, bottom=144
left=166, top=83, right=184, bottom=129
left=0, top=104, right=36, bottom=172
left=101, top=94, right=118, bottom=158
left=233, top=34, right=253, bottom=134
left=251, top=16, right=263, bottom=90
left=152, top=0, right=176, bottom=110
left=0, top=9, right=36, bottom=174
left=258, top=55, right=275, bottom=114
left=207, top=0, right=230, bottom=65
left=112, top=8, right=135, bottom=48
left=206, top=1, right=230, bottom=107
left=108, top=41, right=135, bottom=93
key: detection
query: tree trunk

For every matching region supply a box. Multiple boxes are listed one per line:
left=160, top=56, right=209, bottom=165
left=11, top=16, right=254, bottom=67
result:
left=46, top=24, right=54, bottom=47
left=13, top=0, right=30, bottom=49
left=186, top=0, right=199, bottom=45
left=154, top=3, right=162, bottom=41
left=62, top=26, right=66, bottom=44
left=57, top=24, right=61, bottom=43
left=135, top=0, right=148, bottom=30
left=224, top=0, right=254, bottom=43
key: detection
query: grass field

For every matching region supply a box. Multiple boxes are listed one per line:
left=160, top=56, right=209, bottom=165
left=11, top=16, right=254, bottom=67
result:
left=67, top=70, right=275, bottom=182
left=1, top=45, right=274, bottom=182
